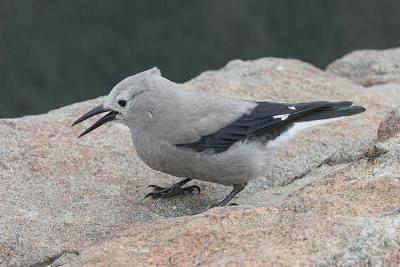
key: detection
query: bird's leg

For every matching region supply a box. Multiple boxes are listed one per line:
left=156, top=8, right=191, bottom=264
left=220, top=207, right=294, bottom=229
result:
left=144, top=178, right=201, bottom=199
left=211, top=183, right=247, bottom=207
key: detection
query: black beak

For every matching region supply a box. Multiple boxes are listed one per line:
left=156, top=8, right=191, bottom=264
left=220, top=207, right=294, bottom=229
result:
left=71, top=104, right=118, bottom=138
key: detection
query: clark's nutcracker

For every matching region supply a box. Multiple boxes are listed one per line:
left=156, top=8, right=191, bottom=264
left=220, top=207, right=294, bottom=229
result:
left=72, top=67, right=365, bottom=207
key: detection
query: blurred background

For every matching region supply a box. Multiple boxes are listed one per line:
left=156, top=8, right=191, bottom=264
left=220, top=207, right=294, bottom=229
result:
left=1, top=0, right=400, bottom=118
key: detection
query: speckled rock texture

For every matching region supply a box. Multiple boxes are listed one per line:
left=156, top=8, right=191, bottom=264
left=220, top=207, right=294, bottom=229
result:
left=378, top=106, right=400, bottom=141
left=0, top=56, right=399, bottom=266
left=327, top=47, right=400, bottom=86
left=71, top=137, right=400, bottom=266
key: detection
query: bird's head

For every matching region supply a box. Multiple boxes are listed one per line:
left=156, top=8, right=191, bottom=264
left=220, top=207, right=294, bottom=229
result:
left=71, top=67, right=162, bottom=137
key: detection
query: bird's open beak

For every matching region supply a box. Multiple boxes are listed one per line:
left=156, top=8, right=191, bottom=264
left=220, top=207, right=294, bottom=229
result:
left=71, top=104, right=118, bottom=137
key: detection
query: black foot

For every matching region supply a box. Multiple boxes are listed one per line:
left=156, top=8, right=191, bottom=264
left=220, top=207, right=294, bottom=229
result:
left=144, top=184, right=200, bottom=199
left=210, top=183, right=247, bottom=208
left=211, top=202, right=238, bottom=208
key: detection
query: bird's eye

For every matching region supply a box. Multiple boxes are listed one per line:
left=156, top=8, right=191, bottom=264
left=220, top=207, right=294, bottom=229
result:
left=118, top=100, right=127, bottom=107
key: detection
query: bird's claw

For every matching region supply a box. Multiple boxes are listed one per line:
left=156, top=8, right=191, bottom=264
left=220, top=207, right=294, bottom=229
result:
left=144, top=185, right=201, bottom=199
left=146, top=184, right=165, bottom=191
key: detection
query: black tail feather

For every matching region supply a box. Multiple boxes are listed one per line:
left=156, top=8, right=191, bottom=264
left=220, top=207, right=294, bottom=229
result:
left=298, top=104, right=366, bottom=122
left=293, top=101, right=353, bottom=111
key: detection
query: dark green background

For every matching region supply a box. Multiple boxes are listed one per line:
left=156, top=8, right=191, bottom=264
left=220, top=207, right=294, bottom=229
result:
left=1, top=0, right=400, bottom=118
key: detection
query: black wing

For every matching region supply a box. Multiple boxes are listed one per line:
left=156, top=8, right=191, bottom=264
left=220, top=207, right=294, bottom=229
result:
left=176, top=101, right=365, bottom=153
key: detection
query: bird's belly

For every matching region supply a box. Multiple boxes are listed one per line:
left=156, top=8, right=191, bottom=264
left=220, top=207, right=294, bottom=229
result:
left=133, top=136, right=268, bottom=185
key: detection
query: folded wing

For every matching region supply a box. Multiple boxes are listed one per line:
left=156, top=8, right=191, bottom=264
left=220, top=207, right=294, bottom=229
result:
left=176, top=101, right=365, bottom=153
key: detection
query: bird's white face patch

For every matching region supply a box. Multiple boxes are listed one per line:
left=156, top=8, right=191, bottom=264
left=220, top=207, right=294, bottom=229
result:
left=288, top=106, right=296, bottom=110
left=273, top=114, right=290, bottom=121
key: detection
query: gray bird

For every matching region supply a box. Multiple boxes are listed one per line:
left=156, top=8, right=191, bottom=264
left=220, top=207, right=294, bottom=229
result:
left=72, top=67, right=366, bottom=207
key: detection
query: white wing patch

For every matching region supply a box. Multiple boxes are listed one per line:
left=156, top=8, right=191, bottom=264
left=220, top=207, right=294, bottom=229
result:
left=266, top=118, right=342, bottom=149
left=273, top=114, right=290, bottom=121
left=288, top=106, right=296, bottom=110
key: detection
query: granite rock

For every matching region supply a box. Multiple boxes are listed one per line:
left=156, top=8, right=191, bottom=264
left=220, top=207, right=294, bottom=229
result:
left=0, top=57, right=398, bottom=266
left=71, top=135, right=400, bottom=266
left=378, top=106, right=400, bottom=141
left=327, top=47, right=400, bottom=86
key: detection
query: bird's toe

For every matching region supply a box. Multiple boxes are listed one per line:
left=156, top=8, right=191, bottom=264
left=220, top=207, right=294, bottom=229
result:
left=146, top=184, right=166, bottom=191
left=144, top=184, right=201, bottom=199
